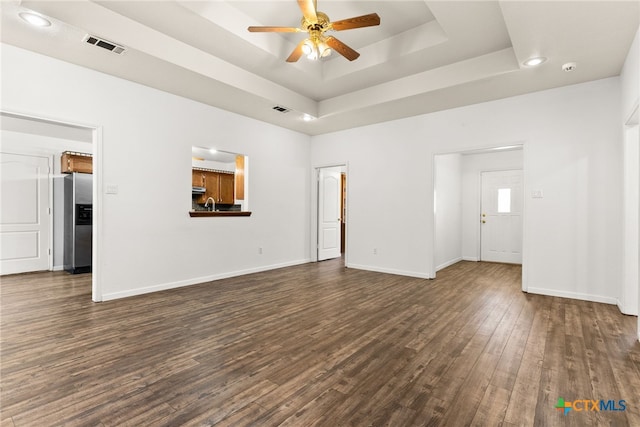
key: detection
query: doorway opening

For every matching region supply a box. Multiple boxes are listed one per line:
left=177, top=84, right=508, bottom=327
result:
left=432, top=145, right=525, bottom=286
left=0, top=111, right=101, bottom=301
left=315, top=165, right=347, bottom=262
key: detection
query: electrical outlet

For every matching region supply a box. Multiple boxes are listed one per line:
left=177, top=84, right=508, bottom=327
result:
left=373, top=248, right=378, bottom=255
left=531, top=190, right=543, bottom=198
left=258, top=247, right=263, bottom=255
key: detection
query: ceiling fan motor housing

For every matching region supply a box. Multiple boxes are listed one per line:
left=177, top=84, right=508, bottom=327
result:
left=302, top=11, right=331, bottom=32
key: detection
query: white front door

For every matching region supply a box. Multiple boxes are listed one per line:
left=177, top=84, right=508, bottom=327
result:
left=318, top=167, right=342, bottom=261
left=480, top=170, right=523, bottom=264
left=1, top=152, right=51, bottom=275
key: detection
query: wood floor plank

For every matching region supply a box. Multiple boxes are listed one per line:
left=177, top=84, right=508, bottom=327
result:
left=503, top=295, right=551, bottom=426
left=593, top=304, right=640, bottom=426
left=2, top=260, right=639, bottom=426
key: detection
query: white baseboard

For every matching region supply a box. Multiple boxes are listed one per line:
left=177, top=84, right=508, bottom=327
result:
left=52, top=265, right=64, bottom=272
left=436, top=257, right=463, bottom=272
left=615, top=299, right=639, bottom=316
left=346, top=263, right=432, bottom=279
left=527, top=286, right=618, bottom=306
left=101, top=258, right=312, bottom=301
left=462, top=256, right=479, bottom=262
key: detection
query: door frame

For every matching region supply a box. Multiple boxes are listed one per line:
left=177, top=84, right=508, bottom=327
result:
left=431, top=142, right=529, bottom=292
left=311, top=162, right=348, bottom=265
left=622, top=123, right=639, bottom=316
left=622, top=103, right=639, bottom=320
left=1, top=109, right=104, bottom=302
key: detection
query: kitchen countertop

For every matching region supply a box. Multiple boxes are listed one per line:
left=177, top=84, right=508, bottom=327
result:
left=189, top=211, right=252, bottom=217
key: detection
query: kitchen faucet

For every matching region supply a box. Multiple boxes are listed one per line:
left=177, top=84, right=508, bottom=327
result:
left=204, top=197, right=215, bottom=211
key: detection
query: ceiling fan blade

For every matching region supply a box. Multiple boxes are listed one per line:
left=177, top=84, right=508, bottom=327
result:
left=297, top=0, right=318, bottom=24
left=325, top=36, right=360, bottom=61
left=286, top=39, right=307, bottom=62
left=331, top=13, right=381, bottom=31
left=248, top=26, right=301, bottom=33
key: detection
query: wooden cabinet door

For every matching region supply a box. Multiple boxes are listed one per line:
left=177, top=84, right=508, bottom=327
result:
left=204, top=172, right=220, bottom=203
left=192, top=170, right=204, bottom=187
left=219, top=173, right=235, bottom=204
left=192, top=170, right=206, bottom=204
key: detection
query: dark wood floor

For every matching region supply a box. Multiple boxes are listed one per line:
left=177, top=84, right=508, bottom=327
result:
left=1, top=260, right=639, bottom=426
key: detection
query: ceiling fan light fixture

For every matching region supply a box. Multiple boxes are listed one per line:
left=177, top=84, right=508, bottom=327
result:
left=302, top=33, right=331, bottom=61
left=302, top=39, right=314, bottom=55
left=307, top=49, right=318, bottom=61
left=318, top=42, right=331, bottom=58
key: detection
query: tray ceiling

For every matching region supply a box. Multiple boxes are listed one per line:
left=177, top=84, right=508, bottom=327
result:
left=1, top=1, right=638, bottom=135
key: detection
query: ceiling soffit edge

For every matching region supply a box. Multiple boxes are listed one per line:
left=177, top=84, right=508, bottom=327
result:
left=319, top=47, right=519, bottom=117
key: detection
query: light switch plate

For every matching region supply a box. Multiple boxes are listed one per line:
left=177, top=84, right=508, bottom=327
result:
left=531, top=190, right=543, bottom=198
left=106, top=184, right=118, bottom=194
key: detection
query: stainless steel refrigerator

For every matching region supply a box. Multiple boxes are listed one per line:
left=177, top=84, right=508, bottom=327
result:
left=64, top=172, right=92, bottom=274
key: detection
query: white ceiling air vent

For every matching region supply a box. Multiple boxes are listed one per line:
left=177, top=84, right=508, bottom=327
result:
left=83, top=34, right=126, bottom=55
left=272, top=105, right=291, bottom=113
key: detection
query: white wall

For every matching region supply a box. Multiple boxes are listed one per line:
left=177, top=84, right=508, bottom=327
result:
left=311, top=77, right=622, bottom=304
left=434, top=153, right=462, bottom=271
left=1, top=44, right=311, bottom=301
left=0, top=130, right=93, bottom=270
left=461, top=150, right=523, bottom=261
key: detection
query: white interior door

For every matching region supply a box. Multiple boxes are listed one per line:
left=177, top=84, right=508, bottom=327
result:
left=318, top=167, right=341, bottom=261
left=480, top=170, right=523, bottom=264
left=1, top=152, right=51, bottom=275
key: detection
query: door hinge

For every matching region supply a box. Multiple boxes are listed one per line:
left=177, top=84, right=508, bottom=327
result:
left=48, top=248, right=51, bottom=255
left=48, top=208, right=52, bottom=215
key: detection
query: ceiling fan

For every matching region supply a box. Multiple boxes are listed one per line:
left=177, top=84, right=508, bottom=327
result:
left=248, top=0, right=381, bottom=62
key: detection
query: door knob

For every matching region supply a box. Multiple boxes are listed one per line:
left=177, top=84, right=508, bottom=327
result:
left=482, top=220, right=486, bottom=224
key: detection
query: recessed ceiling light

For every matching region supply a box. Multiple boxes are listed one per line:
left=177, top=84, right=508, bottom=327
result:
left=18, top=12, right=51, bottom=27
left=302, top=114, right=314, bottom=122
left=523, top=57, right=547, bottom=67
left=209, top=148, right=217, bottom=154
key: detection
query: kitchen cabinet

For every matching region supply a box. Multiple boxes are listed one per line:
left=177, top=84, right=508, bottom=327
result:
left=192, top=170, right=206, bottom=204
left=235, top=155, right=245, bottom=200
left=219, top=173, right=235, bottom=204
left=192, top=168, right=234, bottom=205
left=61, top=151, right=92, bottom=174
left=203, top=172, right=219, bottom=204
left=192, top=170, right=205, bottom=187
